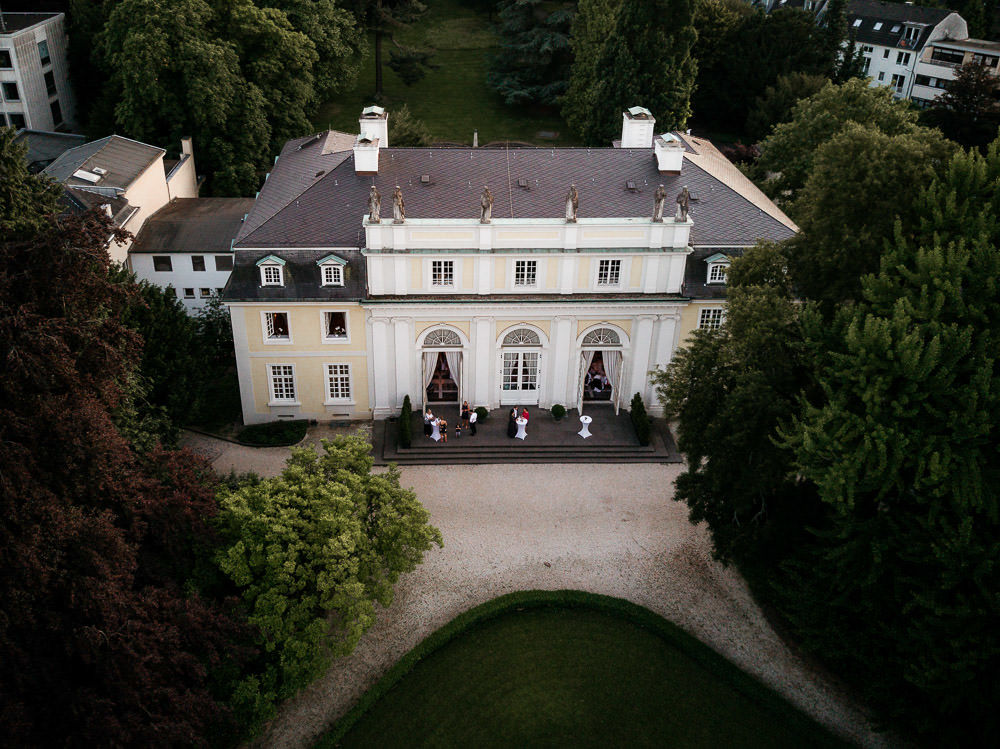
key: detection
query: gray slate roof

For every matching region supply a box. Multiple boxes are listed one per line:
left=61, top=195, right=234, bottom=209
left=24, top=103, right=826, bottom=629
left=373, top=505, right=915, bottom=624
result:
left=237, top=130, right=355, bottom=241
left=43, top=135, right=164, bottom=189
left=130, top=198, right=256, bottom=254
left=225, top=249, right=367, bottom=302
left=0, top=12, right=59, bottom=34
left=846, top=0, right=950, bottom=49
left=236, top=143, right=796, bottom=250
left=12, top=130, right=86, bottom=173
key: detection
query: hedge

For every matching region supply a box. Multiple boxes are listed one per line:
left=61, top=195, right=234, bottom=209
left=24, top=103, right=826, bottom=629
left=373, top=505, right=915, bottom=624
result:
left=236, top=419, right=308, bottom=446
left=630, top=392, right=651, bottom=446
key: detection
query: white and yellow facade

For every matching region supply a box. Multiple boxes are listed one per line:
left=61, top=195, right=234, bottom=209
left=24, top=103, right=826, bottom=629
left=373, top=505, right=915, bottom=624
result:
left=224, top=107, right=796, bottom=424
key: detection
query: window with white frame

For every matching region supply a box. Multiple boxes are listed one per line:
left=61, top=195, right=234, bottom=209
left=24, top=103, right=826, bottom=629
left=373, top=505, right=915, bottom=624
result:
left=260, top=264, right=283, bottom=286
left=699, top=308, right=725, bottom=330
left=199, top=288, right=212, bottom=298
left=263, top=312, right=290, bottom=341
left=268, top=364, right=296, bottom=402
left=896, top=51, right=911, bottom=66
left=707, top=262, right=728, bottom=284
left=322, top=264, right=344, bottom=286
left=513, top=259, right=537, bottom=287
left=431, top=260, right=454, bottom=287
left=323, top=311, right=348, bottom=341
left=596, top=259, right=622, bottom=286
left=183, top=288, right=195, bottom=298
left=192, top=256, right=206, bottom=271
left=153, top=255, right=172, bottom=272
left=325, top=364, right=352, bottom=401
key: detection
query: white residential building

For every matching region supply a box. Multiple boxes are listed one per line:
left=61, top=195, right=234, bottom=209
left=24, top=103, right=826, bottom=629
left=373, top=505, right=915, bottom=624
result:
left=0, top=12, right=75, bottom=131
left=846, top=0, right=967, bottom=100
left=912, top=36, right=1000, bottom=106
left=130, top=198, right=254, bottom=313
left=42, top=135, right=199, bottom=265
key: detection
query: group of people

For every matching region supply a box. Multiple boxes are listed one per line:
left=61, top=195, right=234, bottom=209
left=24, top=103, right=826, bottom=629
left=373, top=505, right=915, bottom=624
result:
left=507, top=407, right=529, bottom=438
left=585, top=365, right=610, bottom=399
left=423, top=401, right=478, bottom=443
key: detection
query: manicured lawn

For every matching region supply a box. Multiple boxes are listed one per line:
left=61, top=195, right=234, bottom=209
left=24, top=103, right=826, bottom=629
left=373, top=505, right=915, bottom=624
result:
left=313, top=0, right=578, bottom=146
left=320, top=593, right=847, bottom=748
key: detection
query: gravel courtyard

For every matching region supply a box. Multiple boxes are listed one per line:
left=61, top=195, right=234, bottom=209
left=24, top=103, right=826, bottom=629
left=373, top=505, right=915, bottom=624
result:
left=239, top=460, right=888, bottom=749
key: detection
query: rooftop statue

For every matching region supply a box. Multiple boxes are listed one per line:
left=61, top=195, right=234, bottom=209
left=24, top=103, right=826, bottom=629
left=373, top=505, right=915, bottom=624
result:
left=565, top=184, right=579, bottom=223
left=392, top=185, right=405, bottom=223
left=676, top=186, right=690, bottom=221
left=480, top=186, right=493, bottom=223
left=367, top=185, right=381, bottom=223
left=652, top=184, right=667, bottom=223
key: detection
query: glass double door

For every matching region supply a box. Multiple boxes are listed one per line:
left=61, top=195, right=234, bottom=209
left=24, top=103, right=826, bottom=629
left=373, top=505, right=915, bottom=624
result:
left=500, top=349, right=539, bottom=405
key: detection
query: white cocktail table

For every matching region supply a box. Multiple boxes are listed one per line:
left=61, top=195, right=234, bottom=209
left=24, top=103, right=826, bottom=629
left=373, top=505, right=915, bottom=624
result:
left=515, top=417, right=528, bottom=440
left=430, top=420, right=441, bottom=441
left=578, top=415, right=592, bottom=439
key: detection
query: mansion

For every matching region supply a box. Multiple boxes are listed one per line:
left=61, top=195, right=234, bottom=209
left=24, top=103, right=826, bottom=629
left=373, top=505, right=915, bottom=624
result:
left=224, top=107, right=796, bottom=423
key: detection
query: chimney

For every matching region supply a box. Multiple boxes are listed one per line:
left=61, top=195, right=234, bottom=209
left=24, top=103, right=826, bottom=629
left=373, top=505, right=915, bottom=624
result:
left=180, top=136, right=194, bottom=157
left=654, top=133, right=684, bottom=174
left=353, top=135, right=380, bottom=174
left=359, top=105, right=388, bottom=147
left=621, top=106, right=655, bottom=148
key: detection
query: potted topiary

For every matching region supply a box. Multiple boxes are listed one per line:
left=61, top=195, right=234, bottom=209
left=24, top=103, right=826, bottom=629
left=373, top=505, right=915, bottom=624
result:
left=551, top=404, right=566, bottom=421
left=474, top=406, right=489, bottom=421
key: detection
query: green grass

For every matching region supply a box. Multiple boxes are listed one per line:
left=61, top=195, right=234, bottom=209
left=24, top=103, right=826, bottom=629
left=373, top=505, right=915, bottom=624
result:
left=312, top=0, right=578, bottom=146
left=317, top=591, right=848, bottom=749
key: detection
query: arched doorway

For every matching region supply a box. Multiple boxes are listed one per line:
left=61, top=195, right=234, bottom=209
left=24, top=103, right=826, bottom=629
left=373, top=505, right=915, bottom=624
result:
left=500, top=327, right=542, bottom=406
left=578, top=327, right=626, bottom=414
left=421, top=328, right=463, bottom=406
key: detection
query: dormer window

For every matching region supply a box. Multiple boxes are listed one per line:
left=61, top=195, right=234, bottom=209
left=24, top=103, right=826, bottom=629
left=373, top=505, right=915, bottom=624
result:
left=704, top=253, right=731, bottom=284
left=316, top=254, right=347, bottom=287
left=257, top=255, right=286, bottom=286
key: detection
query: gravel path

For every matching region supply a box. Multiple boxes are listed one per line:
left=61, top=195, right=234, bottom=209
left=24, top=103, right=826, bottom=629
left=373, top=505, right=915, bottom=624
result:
left=242, top=461, right=890, bottom=749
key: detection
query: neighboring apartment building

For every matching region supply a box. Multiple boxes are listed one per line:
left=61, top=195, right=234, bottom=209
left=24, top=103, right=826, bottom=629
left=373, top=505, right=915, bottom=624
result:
left=912, top=36, right=1000, bottom=106
left=42, top=134, right=199, bottom=264
left=130, top=198, right=254, bottom=312
left=846, top=0, right=969, bottom=100
left=0, top=12, right=75, bottom=131
left=223, top=107, right=796, bottom=425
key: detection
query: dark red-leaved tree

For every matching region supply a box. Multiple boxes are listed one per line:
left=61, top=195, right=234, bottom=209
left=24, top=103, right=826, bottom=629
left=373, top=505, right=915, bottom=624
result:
left=0, top=210, right=250, bottom=747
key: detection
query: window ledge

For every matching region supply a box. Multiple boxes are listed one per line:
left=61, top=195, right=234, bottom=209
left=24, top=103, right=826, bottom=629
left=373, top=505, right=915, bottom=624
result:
left=263, top=338, right=294, bottom=345
left=322, top=337, right=351, bottom=344
left=324, top=399, right=355, bottom=406
left=268, top=400, right=301, bottom=407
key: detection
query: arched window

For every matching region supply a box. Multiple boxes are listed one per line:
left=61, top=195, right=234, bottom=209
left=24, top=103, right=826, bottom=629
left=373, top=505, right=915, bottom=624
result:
left=503, top=328, right=541, bottom=346
left=582, top=327, right=621, bottom=347
left=423, top=328, right=462, bottom=347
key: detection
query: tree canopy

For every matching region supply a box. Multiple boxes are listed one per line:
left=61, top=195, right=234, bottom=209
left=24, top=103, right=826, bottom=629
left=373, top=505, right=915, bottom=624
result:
left=216, top=436, right=442, bottom=729
left=0, top=126, right=64, bottom=240
left=562, top=0, right=622, bottom=138
left=488, top=0, right=576, bottom=107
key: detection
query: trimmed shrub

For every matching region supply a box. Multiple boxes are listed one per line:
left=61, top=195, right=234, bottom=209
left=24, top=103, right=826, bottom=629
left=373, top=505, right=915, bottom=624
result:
left=474, top=406, right=489, bottom=421
left=237, top=419, right=308, bottom=446
left=399, top=395, right=413, bottom=449
left=630, top=392, right=651, bottom=446
left=551, top=404, right=566, bottom=420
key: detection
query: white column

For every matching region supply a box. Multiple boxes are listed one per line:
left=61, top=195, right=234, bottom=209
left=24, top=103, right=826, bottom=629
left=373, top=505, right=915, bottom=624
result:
left=473, top=316, right=493, bottom=408
left=371, top=318, right=393, bottom=416
left=629, top=315, right=656, bottom=404
left=368, top=256, right=384, bottom=294
left=392, top=317, right=412, bottom=408
left=643, top=256, right=660, bottom=293
left=665, top=253, right=688, bottom=294
left=393, top=256, right=408, bottom=295
left=649, top=314, right=679, bottom=410
left=559, top=256, right=576, bottom=294
left=477, top=254, right=492, bottom=295
left=550, top=316, right=574, bottom=408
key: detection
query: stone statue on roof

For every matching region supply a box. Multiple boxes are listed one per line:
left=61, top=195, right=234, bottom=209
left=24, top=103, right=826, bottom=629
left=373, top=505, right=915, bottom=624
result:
left=565, top=184, right=579, bottom=223
left=392, top=185, right=405, bottom=223
left=675, top=186, right=690, bottom=221
left=480, top=186, right=493, bottom=223
left=367, top=185, right=381, bottom=223
left=653, top=184, right=667, bottom=223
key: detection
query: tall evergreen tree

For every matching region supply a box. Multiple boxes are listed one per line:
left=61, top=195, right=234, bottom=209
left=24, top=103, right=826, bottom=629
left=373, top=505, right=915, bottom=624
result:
left=351, top=0, right=433, bottom=96
left=562, top=0, right=623, bottom=137
left=0, top=126, right=64, bottom=241
left=581, top=0, right=698, bottom=145
left=487, top=0, right=576, bottom=107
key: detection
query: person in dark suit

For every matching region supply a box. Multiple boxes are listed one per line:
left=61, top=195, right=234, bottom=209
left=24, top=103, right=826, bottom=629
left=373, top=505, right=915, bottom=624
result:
left=507, top=407, right=518, bottom=438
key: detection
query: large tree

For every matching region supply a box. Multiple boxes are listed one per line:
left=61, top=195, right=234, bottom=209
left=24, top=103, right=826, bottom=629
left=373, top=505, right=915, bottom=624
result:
left=0, top=207, right=250, bottom=745
left=923, top=60, right=1000, bottom=149
left=562, top=0, right=623, bottom=138
left=744, top=72, right=829, bottom=143
left=487, top=0, right=576, bottom=107
left=579, top=0, right=698, bottom=145
left=786, top=122, right=956, bottom=306
left=351, top=0, right=433, bottom=96
left=780, top=150, right=1000, bottom=740
left=216, top=435, right=443, bottom=732
left=758, top=78, right=924, bottom=207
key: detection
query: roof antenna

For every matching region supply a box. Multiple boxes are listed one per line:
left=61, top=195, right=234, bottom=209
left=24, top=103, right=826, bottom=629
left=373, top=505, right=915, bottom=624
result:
left=473, top=129, right=479, bottom=148
left=0, top=4, right=6, bottom=33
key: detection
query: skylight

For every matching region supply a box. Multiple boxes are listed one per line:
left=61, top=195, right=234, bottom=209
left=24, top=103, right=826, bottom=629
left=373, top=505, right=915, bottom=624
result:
left=874, top=22, right=883, bottom=30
